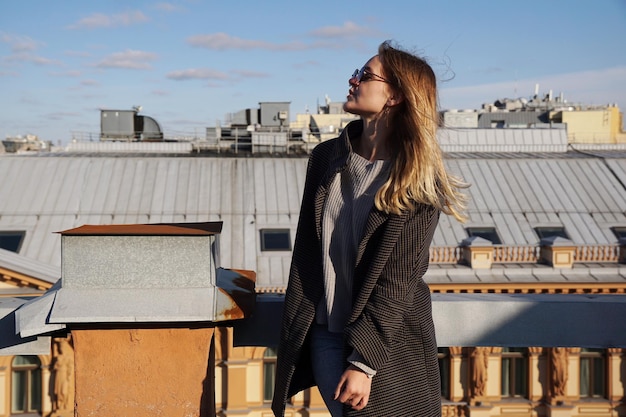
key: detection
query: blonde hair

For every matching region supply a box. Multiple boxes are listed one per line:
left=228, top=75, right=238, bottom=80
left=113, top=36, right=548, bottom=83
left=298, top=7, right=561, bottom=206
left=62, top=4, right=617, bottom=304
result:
left=375, top=41, right=468, bottom=222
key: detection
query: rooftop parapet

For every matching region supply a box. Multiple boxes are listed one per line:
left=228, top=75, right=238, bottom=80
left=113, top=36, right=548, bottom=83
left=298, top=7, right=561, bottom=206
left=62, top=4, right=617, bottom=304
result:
left=540, top=236, right=575, bottom=269
left=461, top=236, right=494, bottom=269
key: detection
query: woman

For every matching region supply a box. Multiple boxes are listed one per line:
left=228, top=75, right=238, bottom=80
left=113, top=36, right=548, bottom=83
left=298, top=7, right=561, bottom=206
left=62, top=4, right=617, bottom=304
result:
left=272, top=40, right=467, bottom=417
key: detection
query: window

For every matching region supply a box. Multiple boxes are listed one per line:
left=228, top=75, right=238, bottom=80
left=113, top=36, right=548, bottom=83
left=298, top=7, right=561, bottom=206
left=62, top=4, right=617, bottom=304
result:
left=580, top=348, right=605, bottom=398
left=11, top=355, right=42, bottom=414
left=501, top=348, right=527, bottom=398
left=611, top=226, right=626, bottom=241
left=0, top=231, right=25, bottom=253
left=263, top=347, right=277, bottom=402
left=438, top=348, right=450, bottom=399
left=535, top=227, right=569, bottom=240
left=466, top=227, right=502, bottom=244
left=260, top=229, right=291, bottom=251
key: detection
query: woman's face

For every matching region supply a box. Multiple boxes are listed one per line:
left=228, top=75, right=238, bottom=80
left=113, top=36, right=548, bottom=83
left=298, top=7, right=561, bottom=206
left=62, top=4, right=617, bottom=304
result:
left=343, top=55, right=393, bottom=118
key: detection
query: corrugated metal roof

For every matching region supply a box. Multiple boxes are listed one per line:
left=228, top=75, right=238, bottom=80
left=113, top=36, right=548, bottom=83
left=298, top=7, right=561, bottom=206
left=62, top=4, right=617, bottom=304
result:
left=438, top=128, right=568, bottom=153
left=1, top=140, right=625, bottom=290
left=0, top=156, right=307, bottom=289
left=444, top=156, right=626, bottom=246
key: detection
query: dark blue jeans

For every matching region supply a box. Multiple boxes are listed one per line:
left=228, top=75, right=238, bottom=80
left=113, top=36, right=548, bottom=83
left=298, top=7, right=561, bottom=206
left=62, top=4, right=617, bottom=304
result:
left=310, top=324, right=345, bottom=417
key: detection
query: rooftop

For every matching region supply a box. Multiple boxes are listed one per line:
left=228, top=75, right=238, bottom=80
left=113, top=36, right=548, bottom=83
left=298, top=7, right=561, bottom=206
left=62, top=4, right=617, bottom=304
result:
left=0, top=128, right=625, bottom=294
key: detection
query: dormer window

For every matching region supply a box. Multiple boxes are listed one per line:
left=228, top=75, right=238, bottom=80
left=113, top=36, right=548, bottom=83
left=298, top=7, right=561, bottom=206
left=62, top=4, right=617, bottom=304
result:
left=611, top=226, right=626, bottom=240
left=260, top=229, right=291, bottom=251
left=0, top=231, right=25, bottom=253
left=466, top=227, right=501, bottom=244
left=535, top=227, right=569, bottom=240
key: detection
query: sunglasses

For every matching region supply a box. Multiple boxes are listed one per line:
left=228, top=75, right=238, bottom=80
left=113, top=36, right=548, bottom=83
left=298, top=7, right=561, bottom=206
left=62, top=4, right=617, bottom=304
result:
left=351, top=67, right=391, bottom=84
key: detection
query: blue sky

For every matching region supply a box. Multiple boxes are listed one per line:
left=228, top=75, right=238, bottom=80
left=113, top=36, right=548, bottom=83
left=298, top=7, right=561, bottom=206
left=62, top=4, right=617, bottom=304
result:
left=1, top=0, right=625, bottom=144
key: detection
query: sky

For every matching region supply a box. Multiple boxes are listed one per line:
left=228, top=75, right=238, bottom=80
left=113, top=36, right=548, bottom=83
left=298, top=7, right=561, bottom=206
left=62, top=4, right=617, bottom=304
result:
left=1, top=0, right=625, bottom=144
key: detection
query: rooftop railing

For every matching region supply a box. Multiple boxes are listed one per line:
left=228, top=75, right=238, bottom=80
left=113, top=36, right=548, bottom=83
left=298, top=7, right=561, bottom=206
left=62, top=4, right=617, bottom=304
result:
left=429, top=243, right=622, bottom=264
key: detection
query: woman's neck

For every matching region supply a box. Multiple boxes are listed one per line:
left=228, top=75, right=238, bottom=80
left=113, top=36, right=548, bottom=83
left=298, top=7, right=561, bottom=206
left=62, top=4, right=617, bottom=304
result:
left=354, top=115, right=392, bottom=162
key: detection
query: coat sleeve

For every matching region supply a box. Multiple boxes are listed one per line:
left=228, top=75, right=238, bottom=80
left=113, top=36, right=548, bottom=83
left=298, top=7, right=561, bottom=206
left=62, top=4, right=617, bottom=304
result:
left=344, top=203, right=440, bottom=371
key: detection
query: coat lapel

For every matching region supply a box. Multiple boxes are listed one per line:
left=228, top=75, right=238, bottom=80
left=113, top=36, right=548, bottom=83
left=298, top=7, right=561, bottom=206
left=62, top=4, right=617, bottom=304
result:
left=354, top=208, right=389, bottom=266
left=313, top=156, right=347, bottom=241
left=313, top=121, right=358, bottom=241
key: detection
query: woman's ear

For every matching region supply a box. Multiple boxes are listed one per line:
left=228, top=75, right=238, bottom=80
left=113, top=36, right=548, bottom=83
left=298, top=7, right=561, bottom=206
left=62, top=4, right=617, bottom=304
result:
left=386, top=91, right=404, bottom=107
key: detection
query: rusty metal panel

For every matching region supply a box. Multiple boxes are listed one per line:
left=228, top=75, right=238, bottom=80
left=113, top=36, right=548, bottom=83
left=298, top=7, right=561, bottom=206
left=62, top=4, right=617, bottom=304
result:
left=60, top=222, right=222, bottom=236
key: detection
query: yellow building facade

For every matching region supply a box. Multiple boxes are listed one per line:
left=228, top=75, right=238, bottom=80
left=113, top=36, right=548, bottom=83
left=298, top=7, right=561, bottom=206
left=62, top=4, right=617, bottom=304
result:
left=2, top=245, right=626, bottom=417
left=551, top=105, right=626, bottom=144
left=214, top=289, right=626, bottom=417
left=211, top=243, right=626, bottom=416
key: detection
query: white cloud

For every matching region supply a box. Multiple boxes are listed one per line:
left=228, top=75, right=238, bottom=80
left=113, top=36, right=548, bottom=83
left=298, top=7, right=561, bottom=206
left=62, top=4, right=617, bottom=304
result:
left=0, top=33, right=41, bottom=52
left=536, top=67, right=626, bottom=106
left=308, top=21, right=379, bottom=39
left=292, top=60, right=322, bottom=69
left=440, top=66, right=626, bottom=110
left=31, top=55, right=58, bottom=65
left=67, top=11, right=149, bottom=29
left=154, top=2, right=184, bottom=12
left=3, top=52, right=61, bottom=66
left=64, top=50, right=92, bottom=58
left=166, top=68, right=229, bottom=80
left=49, top=70, right=82, bottom=77
left=45, top=111, right=82, bottom=121
left=230, top=69, right=270, bottom=78
left=81, top=79, right=99, bottom=86
left=186, top=22, right=381, bottom=52
left=0, top=32, right=59, bottom=67
left=95, top=49, right=158, bottom=70
left=187, top=33, right=306, bottom=51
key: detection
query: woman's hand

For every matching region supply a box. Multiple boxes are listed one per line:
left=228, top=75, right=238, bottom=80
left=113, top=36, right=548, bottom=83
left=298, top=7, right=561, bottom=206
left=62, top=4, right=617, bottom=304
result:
left=333, top=364, right=372, bottom=411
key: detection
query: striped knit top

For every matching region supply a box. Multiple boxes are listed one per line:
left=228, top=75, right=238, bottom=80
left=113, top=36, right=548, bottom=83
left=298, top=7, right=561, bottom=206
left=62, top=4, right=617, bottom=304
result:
left=316, top=151, right=391, bottom=332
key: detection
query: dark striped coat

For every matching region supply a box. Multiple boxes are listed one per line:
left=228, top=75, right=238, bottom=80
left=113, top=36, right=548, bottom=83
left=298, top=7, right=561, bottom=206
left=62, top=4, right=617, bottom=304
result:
left=272, top=121, right=442, bottom=417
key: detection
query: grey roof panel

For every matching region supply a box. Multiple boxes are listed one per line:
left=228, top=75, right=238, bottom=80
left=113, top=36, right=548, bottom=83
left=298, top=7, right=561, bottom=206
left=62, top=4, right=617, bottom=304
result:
left=438, top=128, right=568, bottom=153
left=606, top=159, right=626, bottom=187
left=1, top=144, right=625, bottom=288
left=0, top=297, right=52, bottom=355
left=0, top=248, right=60, bottom=284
